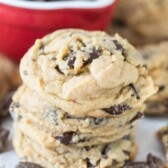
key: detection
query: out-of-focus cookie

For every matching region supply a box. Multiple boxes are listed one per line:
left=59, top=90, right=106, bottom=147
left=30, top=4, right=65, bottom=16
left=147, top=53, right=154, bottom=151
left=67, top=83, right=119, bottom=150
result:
left=114, top=0, right=168, bottom=42
left=139, top=42, right=168, bottom=115
left=0, top=54, right=21, bottom=117
left=108, top=21, right=168, bottom=46
left=157, top=125, right=168, bottom=165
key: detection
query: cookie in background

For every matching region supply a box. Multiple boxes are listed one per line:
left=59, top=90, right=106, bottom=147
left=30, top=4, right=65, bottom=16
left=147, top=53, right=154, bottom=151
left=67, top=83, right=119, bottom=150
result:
left=109, top=0, right=168, bottom=46
left=0, top=54, right=21, bottom=117
left=139, top=42, right=168, bottom=115
left=157, top=125, right=168, bottom=167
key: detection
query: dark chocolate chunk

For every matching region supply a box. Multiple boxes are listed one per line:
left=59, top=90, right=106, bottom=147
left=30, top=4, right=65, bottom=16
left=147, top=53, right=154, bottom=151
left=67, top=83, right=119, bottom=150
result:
left=102, top=104, right=131, bottom=115
left=55, top=66, right=64, bottom=74
left=129, top=84, right=140, bottom=99
left=84, top=47, right=101, bottom=65
left=101, top=144, right=109, bottom=156
left=56, top=131, right=77, bottom=145
left=86, top=158, right=95, bottom=168
left=123, top=150, right=130, bottom=156
left=112, top=160, right=118, bottom=166
left=15, top=162, right=43, bottom=168
left=113, top=40, right=125, bottom=56
left=113, top=19, right=126, bottom=27
left=129, top=112, right=143, bottom=123
left=142, top=65, right=148, bottom=69
left=0, top=91, right=14, bottom=117
left=0, top=128, right=9, bottom=153
left=158, top=85, right=165, bottom=93
left=39, top=42, right=45, bottom=50
left=147, top=153, right=164, bottom=168
left=94, top=118, right=104, bottom=125
left=84, top=146, right=92, bottom=151
left=64, top=52, right=76, bottom=68
left=123, top=135, right=130, bottom=140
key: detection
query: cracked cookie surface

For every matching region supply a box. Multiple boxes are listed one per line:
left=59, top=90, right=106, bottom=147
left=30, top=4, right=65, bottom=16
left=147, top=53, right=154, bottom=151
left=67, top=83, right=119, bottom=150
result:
left=20, top=29, right=156, bottom=117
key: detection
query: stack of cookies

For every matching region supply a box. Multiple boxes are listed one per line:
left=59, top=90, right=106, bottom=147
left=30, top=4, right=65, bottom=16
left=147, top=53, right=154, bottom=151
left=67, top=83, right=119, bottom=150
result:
left=10, top=29, right=156, bottom=168
left=140, top=42, right=168, bottom=115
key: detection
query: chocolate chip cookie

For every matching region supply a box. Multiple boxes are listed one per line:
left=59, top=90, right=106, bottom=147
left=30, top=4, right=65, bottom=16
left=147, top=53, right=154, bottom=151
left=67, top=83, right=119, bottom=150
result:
left=20, top=29, right=156, bottom=116
left=0, top=54, right=21, bottom=117
left=140, top=42, right=168, bottom=115
left=114, top=0, right=168, bottom=44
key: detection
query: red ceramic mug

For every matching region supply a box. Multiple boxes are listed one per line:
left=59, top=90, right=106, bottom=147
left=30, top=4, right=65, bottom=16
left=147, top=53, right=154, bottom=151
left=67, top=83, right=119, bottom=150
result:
left=0, top=0, right=119, bottom=62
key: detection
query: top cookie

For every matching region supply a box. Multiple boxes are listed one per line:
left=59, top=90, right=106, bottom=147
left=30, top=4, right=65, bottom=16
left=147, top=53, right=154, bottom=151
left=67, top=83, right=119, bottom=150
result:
left=20, top=29, right=156, bottom=116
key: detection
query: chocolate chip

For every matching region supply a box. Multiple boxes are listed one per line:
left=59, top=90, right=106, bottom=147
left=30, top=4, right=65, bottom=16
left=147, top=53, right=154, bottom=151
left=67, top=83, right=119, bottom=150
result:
left=129, top=84, right=140, bottom=99
left=123, top=135, right=130, bottom=140
left=84, top=146, right=92, bottom=151
left=0, top=128, right=9, bottom=153
left=39, top=43, right=45, bottom=50
left=113, top=19, right=126, bottom=27
left=0, top=91, right=14, bottom=117
left=112, top=160, right=118, bottom=166
left=123, top=150, right=130, bottom=156
left=101, top=144, right=109, bottom=156
left=142, top=65, right=148, bottom=69
left=147, top=153, right=164, bottom=168
left=64, top=52, right=76, bottom=68
left=56, top=131, right=77, bottom=145
left=84, top=48, right=101, bottom=65
left=55, top=66, right=64, bottom=74
left=94, top=118, right=104, bottom=125
left=129, top=112, right=143, bottom=123
left=15, top=162, right=43, bottom=168
left=158, top=85, right=165, bottom=93
left=102, top=104, right=131, bottom=115
left=86, top=158, right=95, bottom=168
left=113, top=40, right=125, bottom=56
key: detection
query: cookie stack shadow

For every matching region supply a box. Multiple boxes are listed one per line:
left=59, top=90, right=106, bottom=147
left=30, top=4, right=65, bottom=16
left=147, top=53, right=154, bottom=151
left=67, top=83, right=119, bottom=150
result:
left=10, top=29, right=156, bottom=168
